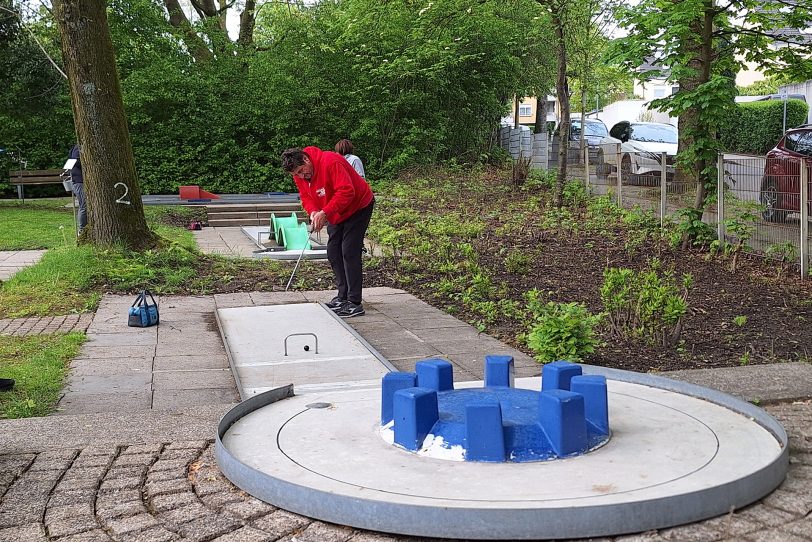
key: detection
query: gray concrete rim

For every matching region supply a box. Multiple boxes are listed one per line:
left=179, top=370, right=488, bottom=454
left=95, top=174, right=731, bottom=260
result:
left=215, top=366, right=789, bottom=540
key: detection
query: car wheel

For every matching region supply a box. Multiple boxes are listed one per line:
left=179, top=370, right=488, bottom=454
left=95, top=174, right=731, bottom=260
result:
left=595, top=149, right=608, bottom=175
left=760, top=177, right=788, bottom=223
left=620, top=154, right=638, bottom=184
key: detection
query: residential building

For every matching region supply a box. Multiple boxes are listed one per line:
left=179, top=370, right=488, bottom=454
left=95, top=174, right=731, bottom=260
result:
left=502, top=96, right=558, bottom=128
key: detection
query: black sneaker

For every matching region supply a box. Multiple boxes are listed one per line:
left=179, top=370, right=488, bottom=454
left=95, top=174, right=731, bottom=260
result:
left=336, top=301, right=365, bottom=318
left=326, top=297, right=346, bottom=311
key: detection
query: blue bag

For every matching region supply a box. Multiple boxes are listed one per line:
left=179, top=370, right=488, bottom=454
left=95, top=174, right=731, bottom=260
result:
left=128, top=290, right=159, bottom=327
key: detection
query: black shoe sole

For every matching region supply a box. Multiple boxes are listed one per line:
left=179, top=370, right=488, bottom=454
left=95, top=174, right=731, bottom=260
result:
left=339, top=310, right=365, bottom=318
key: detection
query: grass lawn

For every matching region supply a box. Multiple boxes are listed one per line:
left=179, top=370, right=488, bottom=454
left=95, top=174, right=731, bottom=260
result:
left=0, top=203, right=205, bottom=318
left=0, top=198, right=77, bottom=249
left=0, top=332, right=85, bottom=418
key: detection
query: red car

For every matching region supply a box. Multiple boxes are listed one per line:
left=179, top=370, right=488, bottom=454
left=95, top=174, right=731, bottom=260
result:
left=761, top=124, right=812, bottom=222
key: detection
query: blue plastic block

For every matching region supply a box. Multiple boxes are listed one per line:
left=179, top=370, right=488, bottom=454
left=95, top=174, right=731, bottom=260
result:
left=415, top=359, right=454, bottom=391
left=465, top=400, right=506, bottom=462
left=571, top=375, right=609, bottom=435
left=393, top=387, right=439, bottom=451
left=538, top=390, right=588, bottom=456
left=541, top=360, right=583, bottom=391
left=381, top=372, right=417, bottom=424
left=484, top=355, right=515, bottom=388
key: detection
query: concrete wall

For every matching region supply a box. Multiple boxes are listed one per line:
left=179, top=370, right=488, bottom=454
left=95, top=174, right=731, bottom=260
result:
left=497, top=127, right=547, bottom=169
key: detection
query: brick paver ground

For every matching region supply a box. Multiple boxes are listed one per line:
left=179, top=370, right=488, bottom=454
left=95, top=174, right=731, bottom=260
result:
left=0, top=402, right=808, bottom=542
left=0, top=314, right=94, bottom=336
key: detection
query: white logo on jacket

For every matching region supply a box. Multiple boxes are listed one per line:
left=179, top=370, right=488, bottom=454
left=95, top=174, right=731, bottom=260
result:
left=316, top=188, right=326, bottom=197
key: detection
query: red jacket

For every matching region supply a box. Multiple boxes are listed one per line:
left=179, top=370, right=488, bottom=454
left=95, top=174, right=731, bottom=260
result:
left=294, top=146, right=374, bottom=225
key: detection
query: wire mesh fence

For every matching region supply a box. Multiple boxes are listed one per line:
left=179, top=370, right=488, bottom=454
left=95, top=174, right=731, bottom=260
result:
left=720, top=154, right=810, bottom=277
left=560, top=145, right=810, bottom=278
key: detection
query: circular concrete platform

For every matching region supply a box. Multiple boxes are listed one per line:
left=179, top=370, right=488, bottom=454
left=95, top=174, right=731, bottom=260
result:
left=216, top=367, right=788, bottom=540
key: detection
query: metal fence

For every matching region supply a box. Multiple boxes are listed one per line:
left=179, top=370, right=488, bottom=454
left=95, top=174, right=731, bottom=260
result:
left=565, top=144, right=810, bottom=278
left=719, top=153, right=809, bottom=278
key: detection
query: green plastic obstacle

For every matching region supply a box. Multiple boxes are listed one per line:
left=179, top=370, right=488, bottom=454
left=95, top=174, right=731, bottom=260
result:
left=271, top=212, right=300, bottom=242
left=278, top=222, right=312, bottom=250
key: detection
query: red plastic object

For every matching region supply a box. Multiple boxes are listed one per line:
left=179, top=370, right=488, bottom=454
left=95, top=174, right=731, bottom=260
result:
left=179, top=185, right=220, bottom=200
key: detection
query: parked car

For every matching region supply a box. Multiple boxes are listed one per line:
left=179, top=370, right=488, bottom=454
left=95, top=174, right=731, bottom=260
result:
left=598, top=121, right=678, bottom=181
left=554, top=118, right=610, bottom=146
left=760, top=124, right=812, bottom=223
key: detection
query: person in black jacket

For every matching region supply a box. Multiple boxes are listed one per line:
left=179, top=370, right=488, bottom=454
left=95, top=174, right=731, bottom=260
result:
left=69, top=144, right=86, bottom=233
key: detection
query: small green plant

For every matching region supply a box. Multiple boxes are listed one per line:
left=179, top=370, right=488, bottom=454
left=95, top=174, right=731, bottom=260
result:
left=722, top=199, right=761, bottom=272
left=600, top=259, right=692, bottom=347
left=733, top=315, right=747, bottom=327
left=672, top=207, right=716, bottom=248
left=562, top=180, right=588, bottom=207
left=523, top=289, right=603, bottom=363
left=765, top=241, right=799, bottom=278
left=739, top=350, right=751, bottom=366
left=504, top=250, right=532, bottom=275
left=524, top=169, right=556, bottom=191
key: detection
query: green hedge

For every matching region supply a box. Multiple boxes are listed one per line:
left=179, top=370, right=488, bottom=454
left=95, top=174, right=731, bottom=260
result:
left=720, top=99, right=809, bottom=155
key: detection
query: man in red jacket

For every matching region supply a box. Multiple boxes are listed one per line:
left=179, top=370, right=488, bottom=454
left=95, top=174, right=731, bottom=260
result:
left=281, top=146, right=375, bottom=318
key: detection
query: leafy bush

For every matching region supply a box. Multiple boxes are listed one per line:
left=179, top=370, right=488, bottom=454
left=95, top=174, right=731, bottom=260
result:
left=504, top=250, right=532, bottom=275
left=1, top=0, right=553, bottom=194
left=672, top=207, right=717, bottom=247
left=719, top=99, right=808, bottom=155
left=600, top=260, right=692, bottom=347
left=524, top=289, right=603, bottom=363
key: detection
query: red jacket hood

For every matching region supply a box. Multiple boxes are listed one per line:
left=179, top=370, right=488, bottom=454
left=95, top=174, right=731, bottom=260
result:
left=295, top=146, right=373, bottom=225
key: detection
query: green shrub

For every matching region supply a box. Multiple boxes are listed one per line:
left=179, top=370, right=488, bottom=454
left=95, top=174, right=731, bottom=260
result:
left=524, top=289, right=603, bottom=363
left=600, top=260, right=692, bottom=347
left=719, top=99, right=809, bottom=155
left=504, top=250, right=532, bottom=275
left=671, top=207, right=717, bottom=248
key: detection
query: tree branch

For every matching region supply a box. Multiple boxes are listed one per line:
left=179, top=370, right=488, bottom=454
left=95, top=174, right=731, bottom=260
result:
left=0, top=5, right=67, bottom=79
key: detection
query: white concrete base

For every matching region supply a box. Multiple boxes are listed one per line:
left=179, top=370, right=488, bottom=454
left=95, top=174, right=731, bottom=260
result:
left=216, top=303, right=392, bottom=398
left=240, top=226, right=328, bottom=260
left=217, top=372, right=788, bottom=539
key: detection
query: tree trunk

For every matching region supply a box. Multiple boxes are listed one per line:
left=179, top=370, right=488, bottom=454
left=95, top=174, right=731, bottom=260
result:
left=676, top=0, right=713, bottom=248
left=237, top=0, right=256, bottom=47
left=580, top=89, right=587, bottom=164
left=53, top=0, right=157, bottom=250
left=514, top=95, right=520, bottom=129
left=163, top=0, right=213, bottom=62
left=553, top=8, right=569, bottom=208
left=535, top=96, right=547, bottom=134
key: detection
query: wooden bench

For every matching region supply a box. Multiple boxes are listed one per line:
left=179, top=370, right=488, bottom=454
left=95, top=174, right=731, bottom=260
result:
left=7, top=169, right=69, bottom=200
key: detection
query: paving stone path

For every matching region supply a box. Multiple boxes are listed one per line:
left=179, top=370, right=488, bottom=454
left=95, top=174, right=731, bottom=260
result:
left=0, top=289, right=810, bottom=541
left=0, top=250, right=46, bottom=281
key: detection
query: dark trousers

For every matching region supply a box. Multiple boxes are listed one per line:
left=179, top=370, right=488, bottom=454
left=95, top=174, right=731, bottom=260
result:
left=73, top=182, right=87, bottom=232
left=326, top=199, right=374, bottom=304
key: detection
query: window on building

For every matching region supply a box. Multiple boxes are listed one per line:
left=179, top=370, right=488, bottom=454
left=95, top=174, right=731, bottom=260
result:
left=519, top=104, right=532, bottom=116
left=653, top=87, right=667, bottom=98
